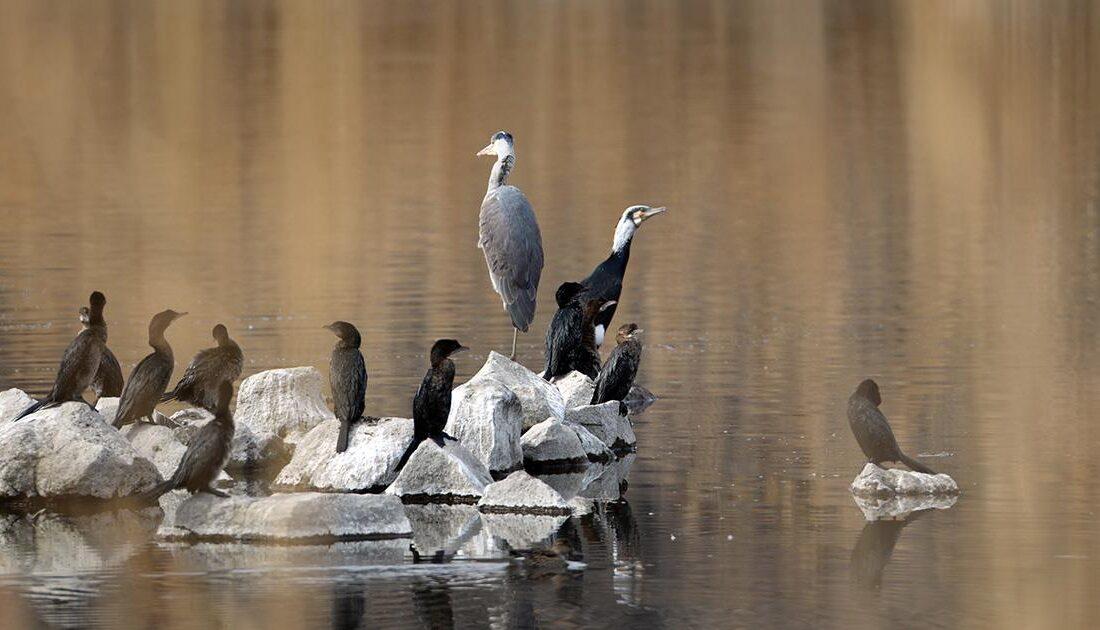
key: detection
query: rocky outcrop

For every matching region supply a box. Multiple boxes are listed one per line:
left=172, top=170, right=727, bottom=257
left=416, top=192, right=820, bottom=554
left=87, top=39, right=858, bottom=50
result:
left=478, top=471, right=572, bottom=515
left=0, top=403, right=160, bottom=504
left=274, top=417, right=414, bottom=492
left=234, top=367, right=335, bottom=447
left=465, top=352, right=565, bottom=430
left=849, top=463, right=959, bottom=499
left=553, top=371, right=596, bottom=409
left=158, top=492, right=412, bottom=542
left=444, top=378, right=523, bottom=477
left=0, top=389, right=35, bottom=423
left=520, top=419, right=588, bottom=471
left=565, top=402, right=636, bottom=452
left=386, top=439, right=493, bottom=504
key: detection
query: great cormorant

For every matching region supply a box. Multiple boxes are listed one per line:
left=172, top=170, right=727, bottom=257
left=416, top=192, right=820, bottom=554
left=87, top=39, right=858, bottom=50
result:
left=847, top=379, right=937, bottom=474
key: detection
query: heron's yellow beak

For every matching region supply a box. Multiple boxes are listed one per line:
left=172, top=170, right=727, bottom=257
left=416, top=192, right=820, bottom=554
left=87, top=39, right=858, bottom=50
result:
left=476, top=144, right=495, bottom=157
left=640, top=207, right=667, bottom=221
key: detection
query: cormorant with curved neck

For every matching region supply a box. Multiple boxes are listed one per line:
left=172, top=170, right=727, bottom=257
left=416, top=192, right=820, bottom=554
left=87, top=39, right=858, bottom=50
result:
left=847, top=379, right=937, bottom=474
left=543, top=282, right=615, bottom=381
left=579, top=205, right=666, bottom=347
left=79, top=304, right=123, bottom=400
left=13, top=291, right=108, bottom=421
left=112, top=309, right=187, bottom=428
left=324, top=321, right=367, bottom=453
left=477, top=131, right=545, bottom=361
left=591, top=323, right=644, bottom=405
left=137, top=380, right=234, bottom=502
left=161, top=324, right=244, bottom=411
left=393, top=339, right=469, bottom=473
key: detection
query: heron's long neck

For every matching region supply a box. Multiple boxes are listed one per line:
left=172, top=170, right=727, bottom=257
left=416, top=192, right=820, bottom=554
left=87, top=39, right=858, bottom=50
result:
left=488, top=155, right=515, bottom=193
left=612, top=221, right=636, bottom=255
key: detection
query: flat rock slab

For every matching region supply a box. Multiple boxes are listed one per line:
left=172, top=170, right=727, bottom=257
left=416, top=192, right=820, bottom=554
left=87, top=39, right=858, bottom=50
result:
left=478, top=471, right=571, bottom=516
left=386, top=439, right=494, bottom=504
left=158, top=492, right=412, bottom=542
left=565, top=402, right=636, bottom=452
left=274, top=417, right=413, bottom=493
left=444, top=378, right=524, bottom=476
left=553, top=371, right=596, bottom=410
left=0, top=403, right=160, bottom=503
left=853, top=493, right=959, bottom=521
left=234, top=367, right=335, bottom=446
left=850, top=463, right=959, bottom=499
left=467, top=352, right=565, bottom=431
left=0, top=389, right=35, bottom=423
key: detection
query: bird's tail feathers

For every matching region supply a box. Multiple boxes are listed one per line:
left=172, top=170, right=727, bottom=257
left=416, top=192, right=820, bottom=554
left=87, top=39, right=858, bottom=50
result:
left=336, top=420, right=351, bottom=453
left=12, top=399, right=53, bottom=421
left=899, top=453, right=936, bottom=475
left=393, top=437, right=423, bottom=476
left=134, top=478, right=176, bottom=504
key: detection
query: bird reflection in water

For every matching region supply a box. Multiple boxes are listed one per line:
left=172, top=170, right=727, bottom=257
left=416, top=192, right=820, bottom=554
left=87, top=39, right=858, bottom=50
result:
left=850, top=508, right=933, bottom=591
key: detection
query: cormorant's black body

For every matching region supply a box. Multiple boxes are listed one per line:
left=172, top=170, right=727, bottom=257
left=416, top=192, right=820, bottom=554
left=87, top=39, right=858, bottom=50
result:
left=591, top=324, right=643, bottom=405
left=13, top=292, right=108, bottom=421
left=393, top=339, right=468, bottom=473
left=325, top=321, right=367, bottom=453
left=138, top=380, right=234, bottom=502
left=113, top=310, right=186, bottom=428
left=544, top=283, right=612, bottom=381
left=161, top=324, right=244, bottom=411
left=80, top=306, right=123, bottom=399
left=847, top=379, right=936, bottom=475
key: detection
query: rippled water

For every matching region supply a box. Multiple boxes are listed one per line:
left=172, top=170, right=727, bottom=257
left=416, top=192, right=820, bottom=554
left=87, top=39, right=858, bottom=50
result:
left=1, top=1, right=1099, bottom=628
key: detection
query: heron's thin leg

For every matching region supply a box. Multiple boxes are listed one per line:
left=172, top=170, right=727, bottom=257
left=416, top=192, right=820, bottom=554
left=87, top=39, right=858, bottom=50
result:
left=510, top=328, right=518, bottom=361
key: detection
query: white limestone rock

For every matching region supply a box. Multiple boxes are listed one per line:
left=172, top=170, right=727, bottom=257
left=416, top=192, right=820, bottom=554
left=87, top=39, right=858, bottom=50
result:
left=849, top=463, right=959, bottom=499
left=565, top=402, right=636, bottom=451
left=468, top=352, right=565, bottom=430
left=553, top=371, right=596, bottom=409
left=534, top=471, right=588, bottom=501
left=159, top=492, right=412, bottom=542
left=95, top=396, right=172, bottom=427
left=521, top=419, right=587, bottom=469
left=170, top=407, right=288, bottom=477
left=0, top=389, right=35, bottom=423
left=444, top=378, right=523, bottom=476
left=478, top=471, right=571, bottom=515
left=385, top=439, right=493, bottom=504
left=0, top=403, right=160, bottom=501
left=234, top=367, right=335, bottom=446
left=274, top=417, right=414, bottom=492
left=569, top=421, right=614, bottom=463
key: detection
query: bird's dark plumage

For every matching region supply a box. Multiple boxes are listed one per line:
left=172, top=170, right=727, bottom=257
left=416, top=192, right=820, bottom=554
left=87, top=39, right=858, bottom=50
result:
left=79, top=306, right=123, bottom=399
left=137, top=380, right=235, bottom=503
left=13, top=292, right=108, bottom=421
left=113, top=310, right=186, bottom=428
left=393, top=339, right=468, bottom=474
left=161, top=324, right=244, bottom=411
left=544, top=283, right=614, bottom=381
left=847, top=379, right=936, bottom=475
left=592, top=324, right=643, bottom=405
left=325, top=321, right=367, bottom=453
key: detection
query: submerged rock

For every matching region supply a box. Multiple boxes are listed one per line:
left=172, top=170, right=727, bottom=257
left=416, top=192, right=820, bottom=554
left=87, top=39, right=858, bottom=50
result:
left=444, top=378, right=523, bottom=477
left=554, top=371, right=596, bottom=410
left=521, top=419, right=588, bottom=471
left=565, top=402, right=636, bottom=452
left=849, top=463, right=959, bottom=499
left=478, top=471, right=571, bottom=515
left=853, top=493, right=958, bottom=521
left=274, top=417, right=414, bottom=492
left=466, top=352, right=565, bottom=430
left=386, top=439, right=493, bottom=504
left=0, top=389, right=35, bottom=423
left=234, top=367, right=335, bottom=446
left=95, top=396, right=172, bottom=427
left=159, top=492, right=412, bottom=542
left=0, top=403, right=160, bottom=503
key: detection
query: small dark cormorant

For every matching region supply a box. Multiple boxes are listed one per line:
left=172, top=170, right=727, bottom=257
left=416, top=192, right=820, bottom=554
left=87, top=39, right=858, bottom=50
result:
left=13, top=291, right=108, bottom=420
left=579, top=205, right=666, bottom=347
left=477, top=131, right=545, bottom=360
left=324, top=321, right=367, bottom=453
left=161, top=323, right=244, bottom=411
left=112, top=309, right=187, bottom=428
left=543, top=282, right=615, bottom=381
left=393, top=339, right=469, bottom=473
left=79, top=306, right=123, bottom=400
left=137, top=380, right=234, bottom=502
left=591, top=323, right=644, bottom=405
left=847, top=379, right=937, bottom=475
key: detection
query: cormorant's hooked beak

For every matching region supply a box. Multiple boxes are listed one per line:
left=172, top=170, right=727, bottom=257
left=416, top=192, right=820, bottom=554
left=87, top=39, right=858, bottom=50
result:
left=639, top=207, right=667, bottom=222
left=476, top=144, right=495, bottom=157
left=599, top=300, right=618, bottom=312
left=174, top=312, right=189, bottom=320
left=454, top=345, right=470, bottom=354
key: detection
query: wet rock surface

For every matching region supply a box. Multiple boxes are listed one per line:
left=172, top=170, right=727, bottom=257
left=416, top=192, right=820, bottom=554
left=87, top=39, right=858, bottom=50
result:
left=274, top=416, right=414, bottom=492
left=850, top=463, right=959, bottom=499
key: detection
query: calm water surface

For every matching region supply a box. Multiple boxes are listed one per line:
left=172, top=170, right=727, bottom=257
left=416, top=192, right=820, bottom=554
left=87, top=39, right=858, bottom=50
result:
left=1, top=1, right=1099, bottom=628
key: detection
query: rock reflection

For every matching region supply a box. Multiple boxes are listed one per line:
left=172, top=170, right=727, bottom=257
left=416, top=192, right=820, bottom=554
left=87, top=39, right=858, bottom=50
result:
left=850, top=508, right=934, bottom=591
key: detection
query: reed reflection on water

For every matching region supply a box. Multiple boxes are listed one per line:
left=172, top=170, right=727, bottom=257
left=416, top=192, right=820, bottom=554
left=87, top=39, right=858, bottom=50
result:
left=1, top=1, right=1099, bottom=628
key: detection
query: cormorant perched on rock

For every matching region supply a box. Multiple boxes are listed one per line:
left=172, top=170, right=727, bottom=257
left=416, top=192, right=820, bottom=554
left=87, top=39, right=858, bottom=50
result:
left=579, top=205, right=666, bottom=347
left=161, top=324, right=244, bottom=411
left=137, top=380, right=234, bottom=502
left=393, top=339, right=469, bottom=473
left=112, top=309, right=187, bottom=428
left=847, top=379, right=936, bottom=475
left=324, top=321, right=367, bottom=453
left=477, top=131, right=545, bottom=360
left=13, top=291, right=108, bottom=420
left=543, top=282, right=615, bottom=381
left=79, top=306, right=123, bottom=400
left=591, top=323, right=643, bottom=405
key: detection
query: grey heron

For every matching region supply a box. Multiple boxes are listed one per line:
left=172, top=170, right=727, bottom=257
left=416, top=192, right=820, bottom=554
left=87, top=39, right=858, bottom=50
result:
left=476, top=131, right=545, bottom=360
